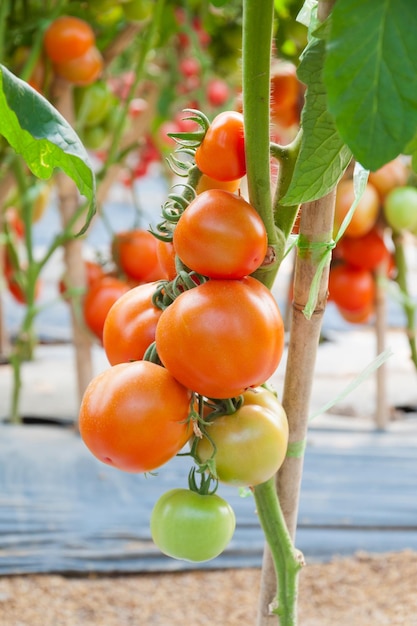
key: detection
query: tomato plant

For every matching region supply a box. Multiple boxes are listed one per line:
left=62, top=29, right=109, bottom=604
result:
left=79, top=360, right=192, bottom=473
left=195, top=394, right=288, bottom=487
left=102, top=281, right=162, bottom=365
left=173, top=189, right=267, bottom=279
left=195, top=111, right=246, bottom=181
left=368, top=157, right=410, bottom=200
left=155, top=276, right=285, bottom=399
left=43, top=16, right=95, bottom=64
left=83, top=275, right=130, bottom=342
left=150, top=488, right=236, bottom=562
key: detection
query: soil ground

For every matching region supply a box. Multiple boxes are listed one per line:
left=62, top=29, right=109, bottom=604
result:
left=1, top=550, right=416, bottom=625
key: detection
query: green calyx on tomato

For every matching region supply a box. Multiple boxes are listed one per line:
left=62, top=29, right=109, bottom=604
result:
left=194, top=387, right=289, bottom=487
left=150, top=488, right=236, bottom=562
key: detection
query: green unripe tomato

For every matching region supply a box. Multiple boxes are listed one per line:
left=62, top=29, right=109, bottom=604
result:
left=150, top=489, right=236, bottom=562
left=122, top=0, right=153, bottom=21
left=75, top=81, right=115, bottom=127
left=383, top=186, right=417, bottom=232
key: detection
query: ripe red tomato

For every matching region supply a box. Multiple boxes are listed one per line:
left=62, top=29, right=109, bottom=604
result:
left=44, top=16, right=95, bottom=64
left=337, top=302, right=374, bottom=324
left=83, top=275, right=130, bottom=341
left=328, top=263, right=375, bottom=312
left=102, top=282, right=162, bottom=365
left=173, top=189, right=267, bottom=279
left=54, top=46, right=103, bottom=86
left=334, top=179, right=380, bottom=238
left=195, top=392, right=288, bottom=487
left=79, top=360, right=192, bottom=473
left=337, top=227, right=390, bottom=271
left=155, top=277, right=285, bottom=399
left=195, top=111, right=246, bottom=182
left=112, top=229, right=164, bottom=283
left=150, top=489, right=235, bottom=562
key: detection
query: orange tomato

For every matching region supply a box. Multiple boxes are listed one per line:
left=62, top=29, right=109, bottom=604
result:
left=334, top=179, right=380, bottom=238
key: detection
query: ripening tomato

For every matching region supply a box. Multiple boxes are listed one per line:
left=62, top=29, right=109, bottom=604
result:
left=83, top=275, right=130, bottom=341
left=7, top=273, right=42, bottom=304
left=102, top=282, right=162, bottom=365
left=112, top=229, right=164, bottom=283
left=59, top=259, right=105, bottom=300
left=150, top=489, right=236, bottom=562
left=368, top=157, right=409, bottom=200
left=270, top=61, right=302, bottom=128
left=337, top=227, right=390, bottom=271
left=79, top=360, right=192, bottom=473
left=195, top=396, right=288, bottom=487
left=195, top=174, right=240, bottom=195
left=44, top=16, right=95, bottom=64
left=334, top=179, right=380, bottom=238
left=206, top=78, right=230, bottom=107
left=173, top=189, right=267, bottom=279
left=54, top=46, right=103, bottom=86
left=155, top=277, right=285, bottom=399
left=383, top=186, right=417, bottom=233
left=195, top=111, right=246, bottom=182
left=328, top=263, right=375, bottom=312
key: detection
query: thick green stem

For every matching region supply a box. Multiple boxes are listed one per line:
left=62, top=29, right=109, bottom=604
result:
left=254, top=480, right=303, bottom=626
left=242, top=0, right=281, bottom=290
left=392, top=233, right=417, bottom=369
left=271, top=135, right=303, bottom=240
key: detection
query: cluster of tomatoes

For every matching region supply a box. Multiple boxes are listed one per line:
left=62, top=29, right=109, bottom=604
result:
left=43, top=15, right=103, bottom=87
left=77, top=109, right=289, bottom=563
left=329, top=157, right=415, bottom=324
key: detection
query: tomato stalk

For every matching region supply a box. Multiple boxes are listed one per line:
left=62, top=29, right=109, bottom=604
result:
left=242, top=0, right=281, bottom=290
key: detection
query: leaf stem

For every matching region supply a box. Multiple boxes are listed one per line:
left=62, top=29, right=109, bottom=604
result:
left=392, top=232, right=417, bottom=369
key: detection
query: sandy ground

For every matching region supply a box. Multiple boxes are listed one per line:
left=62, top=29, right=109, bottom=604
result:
left=1, top=550, right=416, bottom=625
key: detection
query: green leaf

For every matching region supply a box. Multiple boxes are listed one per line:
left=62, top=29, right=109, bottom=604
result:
left=281, top=35, right=352, bottom=205
left=0, top=65, right=96, bottom=233
left=404, top=131, right=417, bottom=173
left=324, top=0, right=417, bottom=171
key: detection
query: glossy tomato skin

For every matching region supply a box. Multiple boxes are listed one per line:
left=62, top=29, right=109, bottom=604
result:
left=328, top=263, right=375, bottom=312
left=195, top=174, right=240, bottom=195
left=112, top=229, right=164, bottom=283
left=79, top=361, right=192, bottom=473
left=44, top=16, right=95, bottom=64
left=54, top=46, right=103, bottom=86
left=150, top=489, right=236, bottom=562
left=156, top=239, right=177, bottom=280
left=368, top=157, right=409, bottom=200
left=196, top=401, right=288, bottom=487
left=195, top=111, right=246, bottom=182
left=173, top=189, right=267, bottom=279
left=83, top=275, right=130, bottom=342
left=102, top=281, right=162, bottom=365
left=155, top=277, right=285, bottom=399
left=334, top=179, right=380, bottom=238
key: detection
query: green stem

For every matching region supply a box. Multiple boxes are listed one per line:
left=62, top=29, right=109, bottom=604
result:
left=242, top=0, right=281, bottom=290
left=392, top=232, right=417, bottom=370
left=0, top=0, right=9, bottom=62
left=271, top=134, right=303, bottom=240
left=254, top=479, right=302, bottom=625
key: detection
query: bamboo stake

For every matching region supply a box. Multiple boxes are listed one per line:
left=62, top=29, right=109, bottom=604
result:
left=257, top=189, right=336, bottom=625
